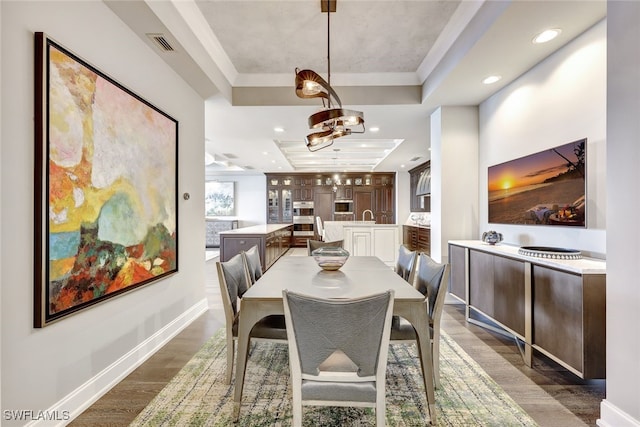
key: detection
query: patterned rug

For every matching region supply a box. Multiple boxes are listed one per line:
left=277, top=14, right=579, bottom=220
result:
left=131, top=329, right=538, bottom=426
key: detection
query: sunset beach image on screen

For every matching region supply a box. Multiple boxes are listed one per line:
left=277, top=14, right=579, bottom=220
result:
left=487, top=139, right=586, bottom=227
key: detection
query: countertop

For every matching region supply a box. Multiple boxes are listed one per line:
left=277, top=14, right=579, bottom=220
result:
left=449, top=240, right=606, bottom=275
left=404, top=224, right=431, bottom=229
left=324, top=221, right=398, bottom=241
left=219, top=224, right=291, bottom=235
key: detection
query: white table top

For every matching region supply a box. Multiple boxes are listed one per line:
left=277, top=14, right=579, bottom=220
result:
left=243, top=256, right=424, bottom=301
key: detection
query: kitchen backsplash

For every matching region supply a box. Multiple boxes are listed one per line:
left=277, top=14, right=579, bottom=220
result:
left=406, top=212, right=431, bottom=226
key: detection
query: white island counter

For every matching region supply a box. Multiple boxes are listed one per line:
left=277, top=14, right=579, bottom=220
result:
left=324, top=221, right=401, bottom=267
left=323, top=220, right=375, bottom=241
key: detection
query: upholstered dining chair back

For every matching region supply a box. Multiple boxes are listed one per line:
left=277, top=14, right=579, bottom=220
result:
left=390, top=253, right=450, bottom=388
left=216, top=254, right=286, bottom=384
left=241, top=245, right=263, bottom=285
left=306, top=239, right=344, bottom=256
left=395, top=245, right=418, bottom=285
left=315, top=216, right=325, bottom=241
left=282, top=289, right=395, bottom=427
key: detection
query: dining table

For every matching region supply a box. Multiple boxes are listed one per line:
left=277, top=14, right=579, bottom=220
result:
left=232, top=255, right=437, bottom=425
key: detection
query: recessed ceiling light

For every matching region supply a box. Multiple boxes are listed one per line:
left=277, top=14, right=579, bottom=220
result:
left=400, top=164, right=405, bottom=168
left=370, top=127, right=380, bottom=132
left=533, top=28, right=561, bottom=44
left=262, top=151, right=269, bottom=155
left=482, top=75, right=502, bottom=85
left=274, top=127, right=285, bottom=132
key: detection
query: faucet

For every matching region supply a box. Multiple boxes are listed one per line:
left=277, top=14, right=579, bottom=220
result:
left=362, top=209, right=374, bottom=222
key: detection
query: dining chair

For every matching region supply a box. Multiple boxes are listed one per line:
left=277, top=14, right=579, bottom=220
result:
left=315, top=216, right=325, bottom=241
left=216, top=254, right=287, bottom=384
left=282, top=289, right=395, bottom=427
left=241, top=244, right=262, bottom=285
left=307, top=239, right=344, bottom=256
left=390, top=253, right=450, bottom=388
left=395, top=244, right=418, bottom=285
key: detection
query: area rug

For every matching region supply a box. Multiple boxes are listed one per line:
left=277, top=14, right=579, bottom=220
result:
left=131, top=330, right=538, bottom=426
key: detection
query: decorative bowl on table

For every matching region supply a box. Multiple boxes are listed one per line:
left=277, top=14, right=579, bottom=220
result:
left=312, top=246, right=350, bottom=271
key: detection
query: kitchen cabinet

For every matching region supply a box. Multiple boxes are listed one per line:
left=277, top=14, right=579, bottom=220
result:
left=448, top=241, right=606, bottom=379
left=293, top=187, right=313, bottom=201
left=267, top=186, right=293, bottom=224
left=354, top=190, right=374, bottom=221
left=373, top=186, right=394, bottom=224
left=266, top=173, right=395, bottom=226
left=343, top=224, right=401, bottom=267
left=409, top=161, right=430, bottom=212
left=402, top=225, right=430, bottom=255
left=220, top=224, right=292, bottom=271
left=334, top=186, right=353, bottom=200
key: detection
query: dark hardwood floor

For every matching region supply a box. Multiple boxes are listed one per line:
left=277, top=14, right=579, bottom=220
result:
left=72, top=252, right=605, bottom=426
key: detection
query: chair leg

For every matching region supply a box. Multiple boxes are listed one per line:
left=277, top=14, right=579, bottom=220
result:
left=432, top=332, right=441, bottom=389
left=292, top=404, right=302, bottom=427
left=376, top=400, right=386, bottom=426
left=225, top=336, right=234, bottom=384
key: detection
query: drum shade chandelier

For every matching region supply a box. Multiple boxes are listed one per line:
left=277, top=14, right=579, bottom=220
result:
left=295, top=0, right=365, bottom=152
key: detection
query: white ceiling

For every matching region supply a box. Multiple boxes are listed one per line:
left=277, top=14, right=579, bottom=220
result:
left=106, top=0, right=606, bottom=175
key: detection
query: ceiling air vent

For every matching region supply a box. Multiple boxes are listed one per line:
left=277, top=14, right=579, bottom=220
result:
left=146, top=33, right=175, bottom=52
left=243, top=165, right=255, bottom=170
left=410, top=156, right=422, bottom=162
left=223, top=153, right=238, bottom=159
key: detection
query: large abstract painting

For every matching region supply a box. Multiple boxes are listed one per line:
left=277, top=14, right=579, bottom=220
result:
left=34, top=33, right=179, bottom=327
left=488, top=138, right=586, bottom=227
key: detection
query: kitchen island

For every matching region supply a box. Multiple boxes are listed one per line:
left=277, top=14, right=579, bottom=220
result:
left=219, top=224, right=292, bottom=271
left=339, top=223, right=402, bottom=267
left=323, top=220, right=375, bottom=242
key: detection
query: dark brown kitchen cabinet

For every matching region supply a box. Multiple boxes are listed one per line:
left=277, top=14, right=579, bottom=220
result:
left=267, top=187, right=293, bottom=224
left=266, top=173, right=395, bottom=225
left=293, top=187, right=313, bottom=201
left=409, top=161, right=430, bottom=212
left=373, top=186, right=394, bottom=224
left=402, top=225, right=430, bottom=255
left=334, top=186, right=353, bottom=200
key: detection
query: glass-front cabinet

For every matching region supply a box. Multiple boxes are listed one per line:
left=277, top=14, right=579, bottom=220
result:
left=267, top=182, right=293, bottom=224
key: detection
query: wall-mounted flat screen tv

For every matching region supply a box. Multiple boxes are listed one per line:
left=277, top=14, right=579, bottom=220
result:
left=488, top=138, right=586, bottom=227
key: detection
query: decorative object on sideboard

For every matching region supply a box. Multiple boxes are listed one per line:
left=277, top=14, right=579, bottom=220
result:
left=481, top=231, right=503, bottom=245
left=518, top=246, right=582, bottom=260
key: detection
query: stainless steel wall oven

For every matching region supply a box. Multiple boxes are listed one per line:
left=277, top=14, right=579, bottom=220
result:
left=293, top=201, right=315, bottom=236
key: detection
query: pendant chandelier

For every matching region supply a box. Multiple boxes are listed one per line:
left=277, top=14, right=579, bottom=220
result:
left=295, top=0, right=365, bottom=152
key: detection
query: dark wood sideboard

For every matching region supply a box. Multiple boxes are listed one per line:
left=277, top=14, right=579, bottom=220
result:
left=448, top=241, right=606, bottom=379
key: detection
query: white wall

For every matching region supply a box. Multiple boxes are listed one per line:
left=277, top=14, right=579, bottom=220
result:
left=205, top=174, right=267, bottom=227
left=431, top=106, right=480, bottom=263
left=395, top=171, right=411, bottom=224
left=1, top=1, right=206, bottom=424
left=0, top=0, right=3, bottom=415
left=478, top=20, right=607, bottom=257
left=599, top=3, right=640, bottom=426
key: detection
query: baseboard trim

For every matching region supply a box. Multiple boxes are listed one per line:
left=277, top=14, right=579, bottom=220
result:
left=26, top=298, right=209, bottom=427
left=597, top=399, right=640, bottom=427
